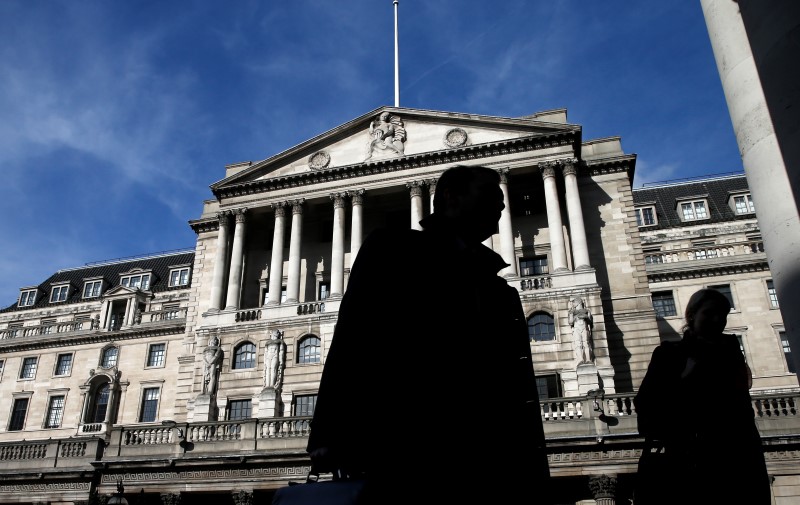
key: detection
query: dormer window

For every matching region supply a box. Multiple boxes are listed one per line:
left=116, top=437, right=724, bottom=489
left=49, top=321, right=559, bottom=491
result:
left=635, top=205, right=657, bottom=227
left=677, top=199, right=709, bottom=222
left=18, top=289, right=37, bottom=308
left=730, top=192, right=755, bottom=215
left=50, top=284, right=70, bottom=303
left=82, top=279, right=104, bottom=299
left=121, top=273, right=151, bottom=290
left=168, top=267, right=190, bottom=287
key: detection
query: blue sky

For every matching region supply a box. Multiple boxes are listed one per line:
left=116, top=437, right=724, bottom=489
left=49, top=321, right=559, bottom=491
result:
left=0, top=1, right=742, bottom=301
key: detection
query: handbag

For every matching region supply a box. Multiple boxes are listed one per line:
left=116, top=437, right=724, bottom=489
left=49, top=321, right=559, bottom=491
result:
left=272, top=471, right=367, bottom=505
left=633, top=439, right=688, bottom=505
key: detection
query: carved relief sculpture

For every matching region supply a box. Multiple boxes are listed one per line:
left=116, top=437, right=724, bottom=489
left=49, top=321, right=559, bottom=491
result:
left=264, top=329, right=287, bottom=390
left=568, top=297, right=594, bottom=364
left=365, top=112, right=406, bottom=160
left=202, top=334, right=223, bottom=396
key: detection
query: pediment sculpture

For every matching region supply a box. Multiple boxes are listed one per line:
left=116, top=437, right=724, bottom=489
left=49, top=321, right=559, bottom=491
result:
left=365, top=112, right=406, bottom=160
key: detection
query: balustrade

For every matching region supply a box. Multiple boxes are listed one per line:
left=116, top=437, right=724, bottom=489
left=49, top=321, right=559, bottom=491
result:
left=0, top=320, right=86, bottom=339
left=644, top=239, right=765, bottom=265
left=0, top=443, right=47, bottom=460
left=235, top=309, right=261, bottom=322
left=520, top=276, right=552, bottom=291
left=297, top=302, right=325, bottom=315
left=148, top=307, right=186, bottom=322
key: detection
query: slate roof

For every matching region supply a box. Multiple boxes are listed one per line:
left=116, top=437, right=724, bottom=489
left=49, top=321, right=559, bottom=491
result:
left=1, top=249, right=195, bottom=313
left=632, top=172, right=754, bottom=230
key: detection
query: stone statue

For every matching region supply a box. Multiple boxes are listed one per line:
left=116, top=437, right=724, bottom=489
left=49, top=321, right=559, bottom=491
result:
left=365, top=112, right=406, bottom=160
left=90, top=314, right=100, bottom=330
left=264, top=329, right=287, bottom=390
left=568, top=297, right=594, bottom=364
left=202, top=334, right=223, bottom=395
left=134, top=308, right=142, bottom=325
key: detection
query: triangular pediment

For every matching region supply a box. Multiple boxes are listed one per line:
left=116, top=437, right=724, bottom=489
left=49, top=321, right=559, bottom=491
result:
left=211, top=106, right=579, bottom=192
left=102, top=285, right=139, bottom=297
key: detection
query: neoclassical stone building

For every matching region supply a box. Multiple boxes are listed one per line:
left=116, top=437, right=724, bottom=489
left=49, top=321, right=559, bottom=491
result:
left=0, top=107, right=797, bottom=504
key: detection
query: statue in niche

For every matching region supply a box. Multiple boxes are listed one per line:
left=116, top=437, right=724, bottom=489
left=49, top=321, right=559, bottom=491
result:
left=264, top=329, right=287, bottom=390
left=90, top=315, right=100, bottom=330
left=202, top=334, right=223, bottom=395
left=568, top=297, right=594, bottom=364
left=365, top=112, right=406, bottom=160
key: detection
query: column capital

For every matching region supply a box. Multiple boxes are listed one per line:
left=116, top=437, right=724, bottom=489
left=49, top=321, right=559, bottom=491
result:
left=330, top=193, right=347, bottom=209
left=271, top=203, right=287, bottom=218
left=216, top=211, right=231, bottom=227
left=407, top=181, right=423, bottom=198
left=289, top=199, right=306, bottom=214
left=232, top=207, right=248, bottom=223
left=348, top=189, right=366, bottom=206
left=498, top=167, right=510, bottom=184
left=539, top=163, right=556, bottom=179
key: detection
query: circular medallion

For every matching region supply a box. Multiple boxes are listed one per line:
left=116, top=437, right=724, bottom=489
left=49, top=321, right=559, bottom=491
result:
left=308, top=151, right=331, bottom=170
left=443, top=128, right=468, bottom=148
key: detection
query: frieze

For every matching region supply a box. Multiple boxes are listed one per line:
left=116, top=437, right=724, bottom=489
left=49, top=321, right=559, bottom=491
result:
left=102, top=466, right=311, bottom=484
left=0, top=481, right=90, bottom=492
left=647, top=260, right=769, bottom=283
left=548, top=447, right=640, bottom=464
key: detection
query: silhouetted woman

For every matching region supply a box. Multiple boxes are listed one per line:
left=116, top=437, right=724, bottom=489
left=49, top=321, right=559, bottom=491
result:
left=634, top=288, right=770, bottom=505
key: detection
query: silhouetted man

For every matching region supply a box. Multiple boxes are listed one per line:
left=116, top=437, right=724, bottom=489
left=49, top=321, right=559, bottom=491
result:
left=308, top=164, right=551, bottom=504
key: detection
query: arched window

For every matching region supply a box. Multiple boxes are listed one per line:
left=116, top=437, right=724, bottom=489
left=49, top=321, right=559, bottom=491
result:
left=298, top=335, right=321, bottom=364
left=528, top=312, right=556, bottom=342
left=101, top=346, right=118, bottom=367
left=91, top=383, right=110, bottom=423
left=233, top=342, right=256, bottom=369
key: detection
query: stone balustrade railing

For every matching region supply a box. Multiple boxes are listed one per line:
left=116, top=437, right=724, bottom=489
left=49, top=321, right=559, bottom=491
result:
left=644, top=239, right=765, bottom=265
left=297, top=302, right=325, bottom=315
left=520, top=275, right=552, bottom=291
left=235, top=309, right=261, bottom=322
left=148, top=307, right=186, bottom=322
left=0, top=320, right=87, bottom=339
left=0, top=438, right=101, bottom=470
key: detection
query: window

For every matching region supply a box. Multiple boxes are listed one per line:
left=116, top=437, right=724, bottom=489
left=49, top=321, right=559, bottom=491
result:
left=520, top=256, right=549, bottom=276
left=294, top=394, right=317, bottom=430
left=652, top=291, right=677, bottom=317
left=139, top=388, right=160, bottom=422
left=536, top=374, right=562, bottom=400
left=82, top=280, right=103, bottom=299
left=101, top=347, right=119, bottom=368
left=767, top=280, right=779, bottom=309
left=319, top=282, right=330, bottom=301
left=50, top=284, right=70, bottom=303
left=121, top=274, right=151, bottom=290
left=732, top=193, right=755, bottom=215
left=233, top=342, right=256, bottom=369
left=227, top=399, right=252, bottom=420
left=146, top=343, right=166, bottom=367
left=635, top=206, right=657, bottom=226
left=527, top=312, right=555, bottom=342
left=679, top=200, right=709, bottom=221
left=709, top=284, right=735, bottom=309
left=91, top=383, right=110, bottom=423
left=54, top=353, right=73, bottom=376
left=45, top=396, right=65, bottom=428
left=8, top=398, right=29, bottom=431
left=169, top=268, right=190, bottom=287
left=18, top=289, right=37, bottom=307
left=298, top=336, right=321, bottom=364
left=781, top=332, right=795, bottom=374
left=20, top=357, right=38, bottom=379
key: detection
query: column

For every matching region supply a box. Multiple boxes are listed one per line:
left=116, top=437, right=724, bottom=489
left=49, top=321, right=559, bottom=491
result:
left=209, top=211, right=230, bottom=312
left=588, top=474, right=617, bottom=505
left=285, top=199, right=305, bottom=303
left=349, top=190, right=365, bottom=266
left=225, top=208, right=248, bottom=310
left=408, top=181, right=424, bottom=230
left=562, top=160, right=592, bottom=270
left=266, top=203, right=287, bottom=306
left=540, top=162, right=569, bottom=272
left=498, top=169, right=517, bottom=277
left=330, top=193, right=346, bottom=298
left=428, top=179, right=436, bottom=214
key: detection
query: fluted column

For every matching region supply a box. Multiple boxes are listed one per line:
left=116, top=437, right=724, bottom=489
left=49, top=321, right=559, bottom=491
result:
left=408, top=181, right=424, bottom=230
left=349, top=190, right=365, bottom=266
left=285, top=199, right=305, bottom=303
left=266, top=204, right=287, bottom=306
left=562, top=160, right=592, bottom=270
left=330, top=193, right=346, bottom=298
left=498, top=169, right=517, bottom=277
left=209, top=211, right=230, bottom=312
left=224, top=208, right=248, bottom=310
left=540, top=163, right=569, bottom=272
left=428, top=180, right=436, bottom=214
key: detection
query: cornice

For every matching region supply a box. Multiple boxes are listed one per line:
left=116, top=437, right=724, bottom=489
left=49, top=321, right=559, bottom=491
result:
left=585, top=154, right=636, bottom=179
left=647, top=257, right=770, bottom=283
left=211, top=131, right=580, bottom=200
left=0, top=323, right=186, bottom=353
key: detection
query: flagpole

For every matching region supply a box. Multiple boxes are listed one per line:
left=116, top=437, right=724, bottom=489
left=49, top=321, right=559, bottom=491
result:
left=394, top=0, right=400, bottom=107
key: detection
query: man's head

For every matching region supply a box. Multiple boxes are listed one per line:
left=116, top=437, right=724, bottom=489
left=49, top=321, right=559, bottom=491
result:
left=432, top=165, right=504, bottom=243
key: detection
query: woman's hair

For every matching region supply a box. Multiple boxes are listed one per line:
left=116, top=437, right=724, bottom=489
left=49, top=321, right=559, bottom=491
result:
left=682, top=288, right=731, bottom=335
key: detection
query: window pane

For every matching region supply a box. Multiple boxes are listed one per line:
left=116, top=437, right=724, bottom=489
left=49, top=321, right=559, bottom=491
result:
left=20, top=357, right=37, bottom=379
left=92, top=384, right=110, bottom=423
left=635, top=209, right=643, bottom=226
left=709, top=284, right=734, bottom=309
left=9, top=398, right=29, bottom=431
left=652, top=292, right=677, bottom=317
left=681, top=202, right=694, bottom=220
left=228, top=399, right=252, bottom=420
left=234, top=343, right=256, bottom=369
left=147, top=344, right=166, bottom=367
left=767, top=280, right=779, bottom=308
left=46, top=396, right=65, bottom=428
left=694, top=201, right=708, bottom=219
left=139, top=388, right=159, bottom=422
left=102, top=347, right=119, bottom=367
left=781, top=332, right=795, bottom=374
left=536, top=375, right=561, bottom=400
left=55, top=354, right=73, bottom=375
left=528, top=313, right=555, bottom=342
left=298, top=336, right=321, bottom=364
left=520, top=256, right=548, bottom=277
left=642, top=207, right=655, bottom=225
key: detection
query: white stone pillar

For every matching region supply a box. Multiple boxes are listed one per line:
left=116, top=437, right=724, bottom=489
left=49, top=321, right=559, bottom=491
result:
left=428, top=180, right=436, bottom=214
left=540, top=163, right=569, bottom=272
left=330, top=193, right=346, bottom=298
left=285, top=199, right=305, bottom=303
left=498, top=169, right=517, bottom=277
left=408, top=182, right=424, bottom=230
left=562, top=161, right=591, bottom=270
left=266, top=203, right=287, bottom=306
left=208, top=211, right=230, bottom=312
left=349, top=190, right=365, bottom=267
left=224, top=208, right=248, bottom=310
